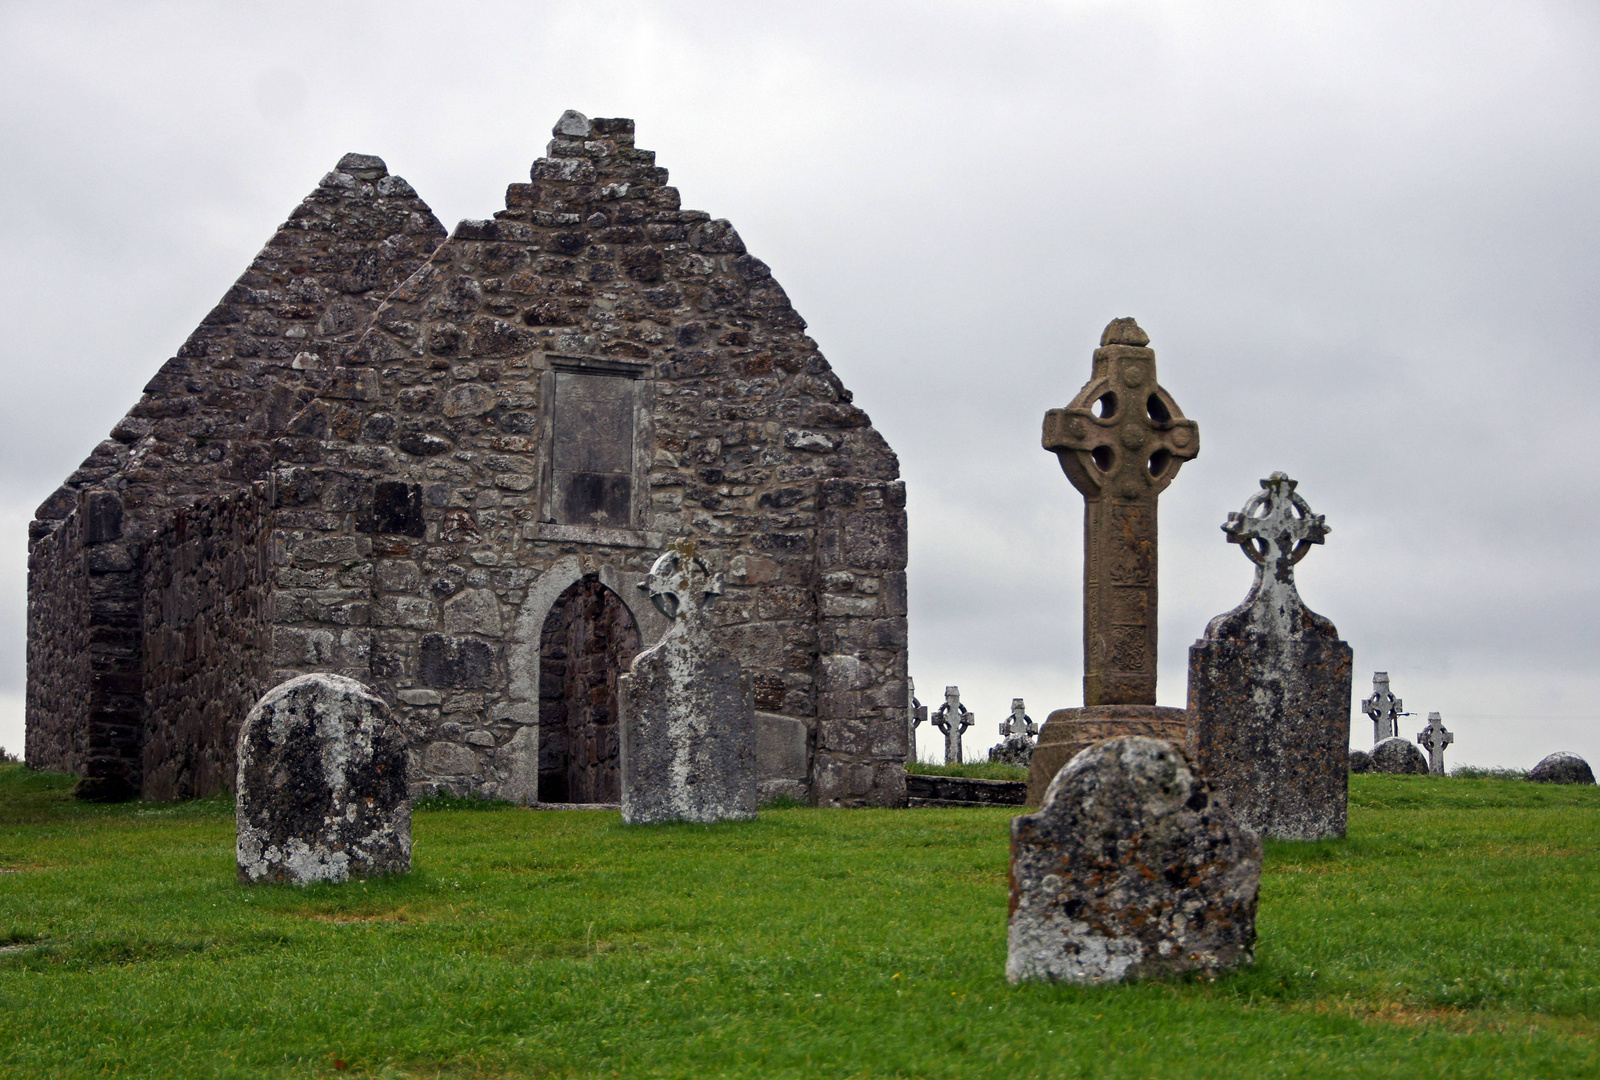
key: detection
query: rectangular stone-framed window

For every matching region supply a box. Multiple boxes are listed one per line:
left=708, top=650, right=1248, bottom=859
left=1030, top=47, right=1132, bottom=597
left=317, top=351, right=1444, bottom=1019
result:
left=539, top=354, right=652, bottom=533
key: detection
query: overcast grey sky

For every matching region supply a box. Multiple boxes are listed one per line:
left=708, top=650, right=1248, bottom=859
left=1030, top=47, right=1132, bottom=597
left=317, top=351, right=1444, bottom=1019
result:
left=3, top=1, right=1598, bottom=768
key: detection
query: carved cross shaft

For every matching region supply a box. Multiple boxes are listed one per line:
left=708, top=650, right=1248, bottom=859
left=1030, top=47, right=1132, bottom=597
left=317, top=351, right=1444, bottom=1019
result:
left=931, top=685, right=973, bottom=765
left=1042, top=318, right=1199, bottom=706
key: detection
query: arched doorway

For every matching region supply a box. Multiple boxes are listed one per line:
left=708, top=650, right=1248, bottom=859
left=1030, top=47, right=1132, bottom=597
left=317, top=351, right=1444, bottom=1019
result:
left=537, top=574, right=642, bottom=803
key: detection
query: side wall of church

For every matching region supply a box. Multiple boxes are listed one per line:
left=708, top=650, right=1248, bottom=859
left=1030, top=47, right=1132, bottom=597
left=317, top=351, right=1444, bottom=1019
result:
left=25, top=492, right=144, bottom=795
left=140, top=484, right=274, bottom=800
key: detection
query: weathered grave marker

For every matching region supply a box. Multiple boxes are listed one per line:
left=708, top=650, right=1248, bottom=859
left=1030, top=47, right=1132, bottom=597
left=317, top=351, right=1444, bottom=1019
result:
left=906, top=678, right=928, bottom=765
left=1528, top=752, right=1595, bottom=784
left=1370, top=736, right=1428, bottom=774
left=1187, top=473, right=1354, bottom=839
left=931, top=686, right=974, bottom=765
left=1008, top=736, right=1260, bottom=985
left=619, top=542, right=757, bottom=825
left=1362, top=672, right=1402, bottom=743
left=989, top=699, right=1037, bottom=767
left=1416, top=712, right=1454, bottom=775
left=1028, top=318, right=1198, bottom=803
left=236, top=673, right=411, bottom=885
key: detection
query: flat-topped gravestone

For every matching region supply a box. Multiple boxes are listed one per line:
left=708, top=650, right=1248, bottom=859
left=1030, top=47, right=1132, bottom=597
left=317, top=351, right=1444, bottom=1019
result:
left=1029, top=318, right=1197, bottom=804
left=1528, top=752, right=1595, bottom=784
left=619, top=542, right=757, bottom=825
left=236, top=673, right=411, bottom=885
left=1187, top=473, right=1353, bottom=840
left=1416, top=712, right=1454, bottom=775
left=1370, top=736, right=1428, bottom=775
left=1008, top=736, right=1260, bottom=985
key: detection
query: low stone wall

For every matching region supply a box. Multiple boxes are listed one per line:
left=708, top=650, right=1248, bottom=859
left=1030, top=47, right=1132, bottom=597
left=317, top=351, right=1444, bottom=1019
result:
left=141, top=485, right=273, bottom=800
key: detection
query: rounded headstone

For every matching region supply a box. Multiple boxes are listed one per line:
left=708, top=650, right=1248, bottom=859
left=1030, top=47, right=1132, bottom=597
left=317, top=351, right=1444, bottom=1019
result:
left=1008, top=736, right=1261, bottom=985
left=236, top=674, right=411, bottom=885
left=1348, top=749, right=1373, bottom=774
left=1527, top=752, right=1596, bottom=785
left=1370, top=736, right=1428, bottom=775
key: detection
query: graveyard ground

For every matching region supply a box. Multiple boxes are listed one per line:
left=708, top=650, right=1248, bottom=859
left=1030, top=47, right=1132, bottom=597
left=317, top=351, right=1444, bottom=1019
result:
left=0, top=765, right=1596, bottom=1079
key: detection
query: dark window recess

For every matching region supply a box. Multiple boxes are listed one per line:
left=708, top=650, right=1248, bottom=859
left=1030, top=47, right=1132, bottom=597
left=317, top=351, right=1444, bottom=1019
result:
left=357, top=481, right=425, bottom=537
left=551, top=371, right=635, bottom=528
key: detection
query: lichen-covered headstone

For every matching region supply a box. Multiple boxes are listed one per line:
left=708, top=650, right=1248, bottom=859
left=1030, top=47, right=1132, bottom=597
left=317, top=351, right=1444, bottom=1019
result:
left=1528, top=752, right=1596, bottom=785
left=1370, top=736, right=1428, bottom=775
left=1007, top=736, right=1261, bottom=985
left=619, top=542, right=756, bottom=825
left=1348, top=748, right=1374, bottom=774
left=1187, top=473, right=1353, bottom=840
left=236, top=674, right=410, bottom=884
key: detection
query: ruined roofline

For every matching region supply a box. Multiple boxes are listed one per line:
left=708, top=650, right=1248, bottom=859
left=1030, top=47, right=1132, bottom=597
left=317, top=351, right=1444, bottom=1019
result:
left=30, top=152, right=447, bottom=541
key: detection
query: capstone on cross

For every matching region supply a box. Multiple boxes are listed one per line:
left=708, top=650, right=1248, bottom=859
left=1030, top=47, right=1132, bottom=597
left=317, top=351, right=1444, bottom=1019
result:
left=931, top=686, right=974, bottom=765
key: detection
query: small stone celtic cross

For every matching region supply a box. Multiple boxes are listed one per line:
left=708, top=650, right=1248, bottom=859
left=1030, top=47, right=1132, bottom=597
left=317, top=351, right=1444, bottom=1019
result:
left=1224, top=471, right=1329, bottom=583
left=1000, top=698, right=1037, bottom=741
left=638, top=541, right=723, bottom=622
left=932, top=686, right=974, bottom=765
left=1362, top=672, right=1402, bottom=743
left=1417, top=712, right=1454, bottom=775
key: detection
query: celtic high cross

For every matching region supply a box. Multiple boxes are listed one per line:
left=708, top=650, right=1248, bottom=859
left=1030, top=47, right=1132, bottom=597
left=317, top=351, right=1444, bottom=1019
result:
left=1417, top=712, right=1454, bottom=775
left=1043, top=318, right=1200, bottom=706
left=931, top=686, right=974, bottom=765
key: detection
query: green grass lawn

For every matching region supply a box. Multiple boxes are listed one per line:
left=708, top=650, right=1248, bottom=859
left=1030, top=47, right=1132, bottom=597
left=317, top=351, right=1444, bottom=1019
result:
left=1, top=764, right=1597, bottom=1079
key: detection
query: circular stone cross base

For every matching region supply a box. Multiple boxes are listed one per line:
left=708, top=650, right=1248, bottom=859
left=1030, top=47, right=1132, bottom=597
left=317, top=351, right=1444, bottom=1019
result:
left=1025, top=705, right=1190, bottom=806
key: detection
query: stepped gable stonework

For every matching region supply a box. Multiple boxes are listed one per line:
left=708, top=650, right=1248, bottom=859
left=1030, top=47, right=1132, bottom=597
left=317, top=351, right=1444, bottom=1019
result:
left=28, top=155, right=446, bottom=801
left=27, top=114, right=909, bottom=809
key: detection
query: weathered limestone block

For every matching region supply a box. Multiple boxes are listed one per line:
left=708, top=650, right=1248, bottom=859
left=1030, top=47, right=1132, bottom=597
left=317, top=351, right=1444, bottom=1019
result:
left=1370, top=736, right=1428, bottom=775
left=1528, top=752, right=1595, bottom=784
left=236, top=673, right=411, bottom=884
left=1026, top=705, right=1188, bottom=805
left=1187, top=473, right=1352, bottom=840
left=619, top=544, right=757, bottom=824
left=1008, top=736, right=1261, bottom=985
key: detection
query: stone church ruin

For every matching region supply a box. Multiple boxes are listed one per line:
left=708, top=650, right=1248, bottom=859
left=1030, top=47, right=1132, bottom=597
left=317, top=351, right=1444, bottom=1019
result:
left=26, top=111, right=909, bottom=808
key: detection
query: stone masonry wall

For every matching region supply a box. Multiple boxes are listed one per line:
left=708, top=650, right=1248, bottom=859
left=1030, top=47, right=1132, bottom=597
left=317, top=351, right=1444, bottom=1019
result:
left=261, top=113, right=908, bottom=806
left=140, top=484, right=273, bottom=800
left=25, top=490, right=144, bottom=797
left=26, top=155, right=445, bottom=791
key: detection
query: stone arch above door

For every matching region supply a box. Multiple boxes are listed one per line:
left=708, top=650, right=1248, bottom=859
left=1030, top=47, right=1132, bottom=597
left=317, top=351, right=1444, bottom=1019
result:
left=498, top=555, right=670, bottom=803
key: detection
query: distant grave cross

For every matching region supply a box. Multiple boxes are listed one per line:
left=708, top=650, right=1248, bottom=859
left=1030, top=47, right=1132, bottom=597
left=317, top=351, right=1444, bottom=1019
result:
left=1362, top=672, right=1402, bottom=743
left=1001, top=698, right=1037, bottom=741
left=1416, top=712, right=1454, bottom=775
left=1043, top=318, right=1199, bottom=706
left=932, top=686, right=974, bottom=765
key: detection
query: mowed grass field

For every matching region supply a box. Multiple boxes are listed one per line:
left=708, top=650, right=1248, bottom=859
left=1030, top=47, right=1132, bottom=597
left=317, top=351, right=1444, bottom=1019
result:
left=1, top=764, right=1597, bottom=1079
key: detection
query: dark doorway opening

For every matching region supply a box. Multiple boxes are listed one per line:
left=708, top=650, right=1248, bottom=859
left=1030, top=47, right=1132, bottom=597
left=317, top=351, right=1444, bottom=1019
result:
left=537, top=575, right=642, bottom=803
